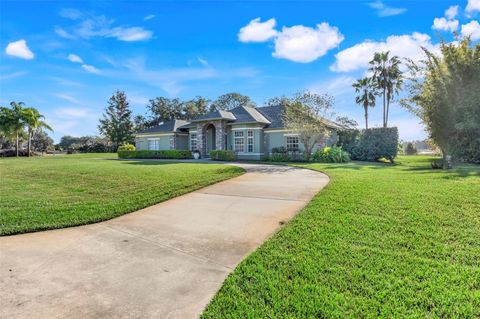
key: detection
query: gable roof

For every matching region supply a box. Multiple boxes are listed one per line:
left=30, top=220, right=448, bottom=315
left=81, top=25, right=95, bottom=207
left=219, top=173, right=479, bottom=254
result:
left=136, top=119, right=190, bottom=134
left=191, top=110, right=236, bottom=122
left=256, top=105, right=285, bottom=129
left=227, top=106, right=271, bottom=125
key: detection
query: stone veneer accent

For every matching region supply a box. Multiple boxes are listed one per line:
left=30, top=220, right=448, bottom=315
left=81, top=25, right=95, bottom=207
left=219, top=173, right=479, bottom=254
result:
left=196, top=120, right=227, bottom=157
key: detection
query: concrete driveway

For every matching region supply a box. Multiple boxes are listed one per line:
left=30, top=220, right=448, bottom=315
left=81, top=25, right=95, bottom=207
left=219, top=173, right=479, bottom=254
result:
left=0, top=163, right=329, bottom=319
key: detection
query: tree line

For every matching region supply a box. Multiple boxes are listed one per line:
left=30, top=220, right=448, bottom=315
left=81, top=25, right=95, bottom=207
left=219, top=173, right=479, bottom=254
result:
left=0, top=102, right=52, bottom=156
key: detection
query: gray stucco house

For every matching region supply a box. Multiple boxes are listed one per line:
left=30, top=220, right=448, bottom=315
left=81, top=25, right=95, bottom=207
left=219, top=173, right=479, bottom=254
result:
left=135, top=105, right=342, bottom=160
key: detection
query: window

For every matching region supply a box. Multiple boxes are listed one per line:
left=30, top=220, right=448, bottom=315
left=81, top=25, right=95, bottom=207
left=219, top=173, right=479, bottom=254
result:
left=247, top=130, right=254, bottom=153
left=148, top=139, right=160, bottom=150
left=286, top=136, right=299, bottom=152
left=234, top=131, right=244, bottom=152
left=190, top=133, right=197, bottom=151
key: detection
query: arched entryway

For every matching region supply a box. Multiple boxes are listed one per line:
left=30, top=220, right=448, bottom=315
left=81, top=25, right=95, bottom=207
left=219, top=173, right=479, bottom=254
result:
left=204, top=124, right=216, bottom=154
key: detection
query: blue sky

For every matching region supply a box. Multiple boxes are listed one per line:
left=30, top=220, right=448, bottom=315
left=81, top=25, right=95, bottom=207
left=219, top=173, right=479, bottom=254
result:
left=1, top=0, right=479, bottom=142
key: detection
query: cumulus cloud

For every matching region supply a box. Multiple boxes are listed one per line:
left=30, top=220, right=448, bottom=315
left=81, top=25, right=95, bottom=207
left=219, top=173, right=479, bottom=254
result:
left=238, top=18, right=343, bottom=63
left=445, top=5, right=459, bottom=19
left=367, top=0, right=407, bottom=17
left=81, top=64, right=102, bottom=74
left=5, top=39, right=34, bottom=60
left=432, top=17, right=459, bottom=32
left=273, top=23, right=344, bottom=63
left=67, top=53, right=83, bottom=63
left=56, top=10, right=153, bottom=42
left=466, top=0, right=480, bottom=14
left=331, top=32, right=437, bottom=72
left=238, top=18, right=278, bottom=42
left=461, top=20, right=480, bottom=40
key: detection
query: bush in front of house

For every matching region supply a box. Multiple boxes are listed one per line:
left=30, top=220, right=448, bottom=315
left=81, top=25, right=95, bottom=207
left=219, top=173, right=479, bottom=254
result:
left=118, top=150, right=193, bottom=159
left=209, top=150, right=236, bottom=161
left=268, top=147, right=306, bottom=162
left=338, top=127, right=398, bottom=163
left=117, top=143, right=136, bottom=151
left=312, top=146, right=350, bottom=163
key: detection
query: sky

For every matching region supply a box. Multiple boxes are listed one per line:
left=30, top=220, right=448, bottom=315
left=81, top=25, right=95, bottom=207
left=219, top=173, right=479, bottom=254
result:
left=1, top=0, right=480, bottom=142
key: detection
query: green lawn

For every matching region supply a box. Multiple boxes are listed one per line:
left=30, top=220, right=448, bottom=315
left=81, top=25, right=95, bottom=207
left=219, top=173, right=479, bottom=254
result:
left=0, top=154, right=243, bottom=236
left=202, top=156, right=480, bottom=318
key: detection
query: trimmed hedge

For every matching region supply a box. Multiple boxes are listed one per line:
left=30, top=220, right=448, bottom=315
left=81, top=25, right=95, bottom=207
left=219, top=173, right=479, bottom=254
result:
left=117, top=143, right=136, bottom=151
left=209, top=150, right=236, bottom=161
left=118, top=150, right=192, bottom=159
left=337, top=127, right=399, bottom=163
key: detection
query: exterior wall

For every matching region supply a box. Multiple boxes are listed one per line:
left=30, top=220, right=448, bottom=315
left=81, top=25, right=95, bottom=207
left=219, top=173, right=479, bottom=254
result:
left=227, top=124, right=264, bottom=158
left=263, top=128, right=337, bottom=154
left=196, top=120, right=227, bottom=156
left=175, top=134, right=189, bottom=150
left=135, top=134, right=173, bottom=151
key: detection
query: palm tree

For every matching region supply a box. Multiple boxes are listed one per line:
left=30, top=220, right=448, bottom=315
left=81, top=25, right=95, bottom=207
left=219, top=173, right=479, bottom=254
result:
left=353, top=78, right=376, bottom=129
left=22, top=107, right=53, bottom=156
left=6, top=102, right=27, bottom=157
left=369, top=51, right=403, bottom=127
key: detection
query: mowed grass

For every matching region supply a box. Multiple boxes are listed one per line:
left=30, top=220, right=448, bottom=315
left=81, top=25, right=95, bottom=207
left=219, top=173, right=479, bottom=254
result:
left=202, top=156, right=480, bottom=318
left=0, top=154, right=243, bottom=236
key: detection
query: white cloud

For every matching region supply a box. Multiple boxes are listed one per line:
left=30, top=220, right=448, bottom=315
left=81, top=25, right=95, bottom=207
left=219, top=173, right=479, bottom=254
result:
left=67, top=53, right=83, bottom=63
left=144, top=14, right=155, bottom=21
left=197, top=57, right=209, bottom=66
left=432, top=17, right=459, bottom=32
left=5, top=39, right=34, bottom=60
left=53, top=94, right=80, bottom=104
left=367, top=1, right=407, bottom=17
left=461, top=20, right=480, bottom=40
left=106, top=26, right=153, bottom=42
left=54, top=26, right=76, bottom=39
left=81, top=64, right=102, bottom=74
left=57, top=107, right=90, bottom=118
left=0, top=71, right=28, bottom=81
left=238, top=18, right=278, bottom=42
left=57, top=12, right=153, bottom=42
left=445, top=5, right=459, bottom=19
left=273, top=23, right=344, bottom=63
left=331, top=32, right=437, bottom=72
left=466, top=0, right=480, bottom=14
left=59, top=8, right=83, bottom=20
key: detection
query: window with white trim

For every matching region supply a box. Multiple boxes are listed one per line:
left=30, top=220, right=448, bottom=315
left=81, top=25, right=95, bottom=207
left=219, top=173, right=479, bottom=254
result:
left=148, top=139, right=160, bottom=150
left=286, top=136, right=299, bottom=152
left=234, top=131, right=244, bottom=152
left=190, top=133, right=197, bottom=151
left=247, top=130, right=254, bottom=153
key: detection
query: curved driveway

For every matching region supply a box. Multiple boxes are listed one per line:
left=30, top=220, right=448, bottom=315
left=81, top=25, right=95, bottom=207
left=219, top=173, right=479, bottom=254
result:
left=0, top=163, right=329, bottom=319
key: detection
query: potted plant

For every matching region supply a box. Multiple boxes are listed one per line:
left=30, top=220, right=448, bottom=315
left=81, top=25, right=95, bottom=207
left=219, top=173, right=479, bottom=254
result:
left=192, top=150, right=200, bottom=159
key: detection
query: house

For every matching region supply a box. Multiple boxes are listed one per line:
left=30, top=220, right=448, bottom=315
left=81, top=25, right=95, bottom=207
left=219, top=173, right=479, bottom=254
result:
left=134, top=105, right=343, bottom=160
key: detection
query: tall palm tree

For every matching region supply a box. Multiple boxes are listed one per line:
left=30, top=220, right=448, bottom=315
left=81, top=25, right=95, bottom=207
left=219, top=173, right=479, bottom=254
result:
left=369, top=51, right=403, bottom=127
left=353, top=78, right=376, bottom=129
left=22, top=107, right=53, bottom=157
left=8, top=102, right=27, bottom=157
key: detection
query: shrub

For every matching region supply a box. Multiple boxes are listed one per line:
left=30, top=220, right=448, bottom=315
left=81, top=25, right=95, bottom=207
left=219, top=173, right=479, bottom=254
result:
left=118, top=143, right=135, bottom=151
left=271, top=146, right=288, bottom=154
left=339, top=127, right=398, bottom=163
left=405, top=143, right=417, bottom=155
left=312, top=146, right=350, bottom=163
left=268, top=150, right=306, bottom=162
left=209, top=150, right=236, bottom=161
left=118, top=150, right=192, bottom=159
left=337, top=129, right=360, bottom=154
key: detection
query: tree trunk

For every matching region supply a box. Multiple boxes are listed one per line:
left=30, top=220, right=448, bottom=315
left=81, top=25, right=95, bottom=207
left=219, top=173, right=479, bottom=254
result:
left=16, top=132, right=19, bottom=157
left=27, top=128, right=31, bottom=157
left=386, top=98, right=390, bottom=128
left=364, top=104, right=368, bottom=129
left=382, top=88, right=386, bottom=128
